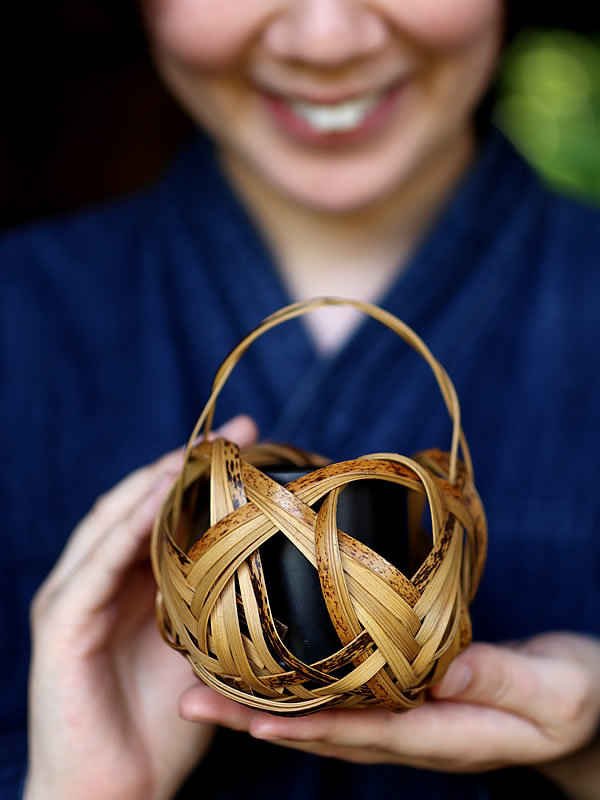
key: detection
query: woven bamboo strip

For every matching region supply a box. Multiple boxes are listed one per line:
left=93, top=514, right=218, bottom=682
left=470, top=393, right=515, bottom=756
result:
left=151, top=298, right=487, bottom=714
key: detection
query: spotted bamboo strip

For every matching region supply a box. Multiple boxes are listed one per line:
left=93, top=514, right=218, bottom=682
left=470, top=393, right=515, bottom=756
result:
left=151, top=298, right=487, bottom=715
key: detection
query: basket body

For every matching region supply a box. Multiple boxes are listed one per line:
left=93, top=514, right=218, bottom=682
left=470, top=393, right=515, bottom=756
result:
left=150, top=298, right=487, bottom=715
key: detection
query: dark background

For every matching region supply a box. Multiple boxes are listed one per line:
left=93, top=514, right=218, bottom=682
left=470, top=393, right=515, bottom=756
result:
left=0, top=1, right=193, bottom=231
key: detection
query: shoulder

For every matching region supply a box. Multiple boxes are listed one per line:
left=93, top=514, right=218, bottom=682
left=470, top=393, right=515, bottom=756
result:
left=0, top=184, right=156, bottom=298
left=0, top=136, right=213, bottom=363
left=0, top=133, right=213, bottom=295
left=0, top=187, right=162, bottom=408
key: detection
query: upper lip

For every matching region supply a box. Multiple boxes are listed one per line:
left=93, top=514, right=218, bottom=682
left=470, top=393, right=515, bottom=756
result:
left=258, top=76, right=406, bottom=105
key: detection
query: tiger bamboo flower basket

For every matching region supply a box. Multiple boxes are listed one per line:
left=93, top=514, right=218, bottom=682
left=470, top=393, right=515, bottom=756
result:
left=150, top=297, right=487, bottom=716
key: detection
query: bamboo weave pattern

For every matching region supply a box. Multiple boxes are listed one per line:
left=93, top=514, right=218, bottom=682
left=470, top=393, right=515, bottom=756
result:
left=151, top=298, right=487, bottom=715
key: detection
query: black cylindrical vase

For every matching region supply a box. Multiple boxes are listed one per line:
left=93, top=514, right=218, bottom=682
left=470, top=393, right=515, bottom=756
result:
left=261, top=466, right=418, bottom=665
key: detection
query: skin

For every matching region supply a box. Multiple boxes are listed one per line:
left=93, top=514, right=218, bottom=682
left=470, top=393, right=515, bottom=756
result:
left=179, top=636, right=600, bottom=783
left=25, top=2, right=600, bottom=798
left=142, top=0, right=503, bottom=212
left=141, top=0, right=503, bottom=351
left=25, top=416, right=258, bottom=800
left=25, top=416, right=600, bottom=800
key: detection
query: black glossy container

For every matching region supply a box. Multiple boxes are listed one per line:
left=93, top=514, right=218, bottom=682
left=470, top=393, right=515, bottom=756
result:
left=260, top=466, right=421, bottom=665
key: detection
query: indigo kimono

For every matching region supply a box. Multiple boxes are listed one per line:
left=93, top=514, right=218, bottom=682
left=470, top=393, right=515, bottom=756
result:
left=1, top=127, right=599, bottom=798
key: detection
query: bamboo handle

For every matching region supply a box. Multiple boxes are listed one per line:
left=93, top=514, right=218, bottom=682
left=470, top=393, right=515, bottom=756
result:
left=176, top=298, right=472, bottom=520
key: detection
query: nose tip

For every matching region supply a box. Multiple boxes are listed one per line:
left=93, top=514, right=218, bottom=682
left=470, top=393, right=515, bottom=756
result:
left=262, top=0, right=388, bottom=66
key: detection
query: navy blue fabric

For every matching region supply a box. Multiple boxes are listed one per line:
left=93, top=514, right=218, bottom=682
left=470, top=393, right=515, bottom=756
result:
left=1, top=127, right=598, bottom=798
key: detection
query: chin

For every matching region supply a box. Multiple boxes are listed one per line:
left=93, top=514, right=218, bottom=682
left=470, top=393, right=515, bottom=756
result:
left=285, top=180, right=412, bottom=215
left=290, top=187, right=394, bottom=214
left=262, top=162, right=413, bottom=215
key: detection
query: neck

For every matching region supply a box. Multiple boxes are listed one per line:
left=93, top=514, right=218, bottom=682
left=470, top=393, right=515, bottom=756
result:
left=221, top=126, right=477, bottom=353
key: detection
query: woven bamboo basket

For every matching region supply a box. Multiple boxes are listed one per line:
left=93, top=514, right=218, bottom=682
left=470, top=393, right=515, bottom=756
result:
left=151, top=298, right=487, bottom=716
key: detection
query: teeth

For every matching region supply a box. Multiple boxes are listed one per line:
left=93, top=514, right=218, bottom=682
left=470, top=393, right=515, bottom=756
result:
left=288, top=93, right=380, bottom=132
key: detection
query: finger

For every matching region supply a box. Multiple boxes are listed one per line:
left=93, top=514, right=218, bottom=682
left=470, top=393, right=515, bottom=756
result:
left=256, top=700, right=563, bottom=767
left=184, top=690, right=548, bottom=767
left=430, top=643, right=595, bottom=736
left=179, top=685, right=472, bottom=752
left=45, top=473, right=176, bottom=634
left=179, top=683, right=448, bottom=750
left=179, top=685, right=403, bottom=763
left=51, top=415, right=257, bottom=585
left=182, top=685, right=379, bottom=763
left=180, top=680, right=567, bottom=767
left=51, top=452, right=183, bottom=583
left=249, top=706, right=396, bottom=748
left=207, top=414, right=259, bottom=447
left=179, top=684, right=257, bottom=732
left=33, top=416, right=260, bottom=644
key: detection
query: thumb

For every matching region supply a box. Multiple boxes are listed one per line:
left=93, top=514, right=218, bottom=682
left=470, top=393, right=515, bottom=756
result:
left=430, top=643, right=550, bottom=721
left=197, top=414, right=259, bottom=448
left=215, top=414, right=259, bottom=447
left=429, top=641, right=596, bottom=735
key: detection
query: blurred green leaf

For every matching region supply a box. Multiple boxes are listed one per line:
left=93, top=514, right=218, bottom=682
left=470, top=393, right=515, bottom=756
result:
left=495, top=29, right=600, bottom=203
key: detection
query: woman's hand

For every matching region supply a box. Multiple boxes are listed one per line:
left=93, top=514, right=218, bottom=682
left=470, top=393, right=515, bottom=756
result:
left=24, top=415, right=258, bottom=800
left=179, top=632, right=600, bottom=783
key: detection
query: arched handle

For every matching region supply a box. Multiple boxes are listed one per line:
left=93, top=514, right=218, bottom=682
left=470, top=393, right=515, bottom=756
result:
left=178, top=297, right=471, bottom=500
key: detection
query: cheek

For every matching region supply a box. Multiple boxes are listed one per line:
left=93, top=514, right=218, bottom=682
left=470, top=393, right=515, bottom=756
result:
left=379, top=0, right=503, bottom=50
left=142, top=0, right=276, bottom=69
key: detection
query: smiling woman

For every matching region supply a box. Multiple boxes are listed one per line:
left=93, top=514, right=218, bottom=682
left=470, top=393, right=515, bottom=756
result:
left=137, top=0, right=505, bottom=352
left=1, top=3, right=595, bottom=229
left=2, top=3, right=600, bottom=800
left=141, top=0, right=502, bottom=211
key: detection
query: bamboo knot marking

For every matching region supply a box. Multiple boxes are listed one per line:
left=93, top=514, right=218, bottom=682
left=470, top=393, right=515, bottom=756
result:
left=150, top=298, right=487, bottom=716
left=151, top=439, right=486, bottom=715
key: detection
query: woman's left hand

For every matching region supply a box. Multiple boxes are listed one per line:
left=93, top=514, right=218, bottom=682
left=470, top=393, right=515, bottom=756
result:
left=178, top=632, right=600, bottom=774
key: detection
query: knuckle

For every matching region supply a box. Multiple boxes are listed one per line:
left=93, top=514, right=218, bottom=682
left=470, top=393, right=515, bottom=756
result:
left=472, top=644, right=539, bottom=708
left=29, top=583, right=53, bottom=629
left=91, top=490, right=111, bottom=516
left=472, top=646, right=515, bottom=704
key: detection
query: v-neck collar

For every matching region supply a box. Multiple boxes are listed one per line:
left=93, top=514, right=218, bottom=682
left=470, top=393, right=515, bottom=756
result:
left=161, top=127, right=545, bottom=453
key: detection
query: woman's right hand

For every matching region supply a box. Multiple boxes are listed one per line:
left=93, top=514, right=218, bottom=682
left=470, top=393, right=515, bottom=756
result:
left=24, top=415, right=258, bottom=800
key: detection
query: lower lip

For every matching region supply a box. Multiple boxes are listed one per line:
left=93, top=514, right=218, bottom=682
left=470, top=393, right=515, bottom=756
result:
left=260, top=81, right=408, bottom=146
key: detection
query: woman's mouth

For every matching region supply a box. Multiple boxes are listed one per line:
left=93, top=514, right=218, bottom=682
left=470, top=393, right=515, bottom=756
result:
left=259, top=80, right=408, bottom=145
left=287, top=91, right=382, bottom=131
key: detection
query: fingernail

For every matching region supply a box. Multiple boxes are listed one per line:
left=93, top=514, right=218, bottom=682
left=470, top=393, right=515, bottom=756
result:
left=433, top=661, right=472, bottom=698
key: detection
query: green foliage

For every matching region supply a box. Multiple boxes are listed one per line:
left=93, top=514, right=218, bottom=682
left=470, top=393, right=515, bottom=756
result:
left=495, top=29, right=600, bottom=203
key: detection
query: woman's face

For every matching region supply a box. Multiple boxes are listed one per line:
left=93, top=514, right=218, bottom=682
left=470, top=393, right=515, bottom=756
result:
left=142, top=0, right=503, bottom=212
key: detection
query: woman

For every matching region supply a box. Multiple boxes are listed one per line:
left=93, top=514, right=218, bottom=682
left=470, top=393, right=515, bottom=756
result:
left=2, top=1, right=599, bottom=798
